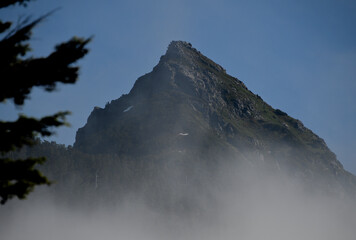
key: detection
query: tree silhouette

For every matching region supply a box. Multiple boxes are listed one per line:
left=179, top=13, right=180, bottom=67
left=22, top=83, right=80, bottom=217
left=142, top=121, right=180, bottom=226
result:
left=0, top=0, right=91, bottom=204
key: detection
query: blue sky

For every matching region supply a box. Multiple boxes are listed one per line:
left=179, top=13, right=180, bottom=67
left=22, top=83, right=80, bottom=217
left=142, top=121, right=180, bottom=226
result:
left=1, top=0, right=356, bottom=174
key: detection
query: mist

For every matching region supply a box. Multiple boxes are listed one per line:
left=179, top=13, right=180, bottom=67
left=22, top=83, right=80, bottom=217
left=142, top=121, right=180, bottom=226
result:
left=1, top=154, right=355, bottom=240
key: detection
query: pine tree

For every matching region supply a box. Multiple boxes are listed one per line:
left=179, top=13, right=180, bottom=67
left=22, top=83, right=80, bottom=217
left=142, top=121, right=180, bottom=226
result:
left=0, top=0, right=91, bottom=204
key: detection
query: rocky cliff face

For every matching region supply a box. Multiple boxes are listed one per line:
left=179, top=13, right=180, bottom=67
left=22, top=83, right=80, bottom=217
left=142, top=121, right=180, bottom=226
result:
left=74, top=41, right=356, bottom=196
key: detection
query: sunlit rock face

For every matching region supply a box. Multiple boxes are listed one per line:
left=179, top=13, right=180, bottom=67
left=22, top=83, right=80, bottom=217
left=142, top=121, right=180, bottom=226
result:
left=74, top=41, right=356, bottom=197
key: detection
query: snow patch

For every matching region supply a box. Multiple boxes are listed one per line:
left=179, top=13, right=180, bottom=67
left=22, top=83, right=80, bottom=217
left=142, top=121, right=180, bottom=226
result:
left=123, top=106, right=133, bottom=112
left=178, top=133, right=189, bottom=136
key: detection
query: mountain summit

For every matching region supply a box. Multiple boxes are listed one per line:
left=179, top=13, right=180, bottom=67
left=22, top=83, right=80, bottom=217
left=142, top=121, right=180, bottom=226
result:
left=74, top=41, right=355, bottom=196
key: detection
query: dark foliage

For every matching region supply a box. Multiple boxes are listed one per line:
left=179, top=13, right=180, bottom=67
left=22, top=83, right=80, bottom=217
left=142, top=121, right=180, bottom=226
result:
left=0, top=157, right=47, bottom=204
left=274, top=109, right=288, bottom=116
left=0, top=0, right=31, bottom=8
left=0, top=0, right=90, bottom=204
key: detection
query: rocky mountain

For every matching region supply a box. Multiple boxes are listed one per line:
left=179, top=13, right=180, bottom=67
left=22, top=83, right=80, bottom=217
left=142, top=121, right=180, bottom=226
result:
left=74, top=41, right=355, bottom=197
left=3, top=41, right=355, bottom=240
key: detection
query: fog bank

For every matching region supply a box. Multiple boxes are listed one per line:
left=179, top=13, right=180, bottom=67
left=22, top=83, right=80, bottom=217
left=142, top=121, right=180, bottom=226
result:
left=1, top=162, right=355, bottom=240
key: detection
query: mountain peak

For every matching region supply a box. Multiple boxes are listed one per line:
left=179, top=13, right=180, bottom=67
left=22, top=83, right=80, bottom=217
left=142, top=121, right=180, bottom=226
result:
left=161, top=41, right=226, bottom=74
left=167, top=40, right=193, bottom=51
left=161, top=40, right=196, bottom=62
left=165, top=41, right=193, bottom=57
left=74, top=41, right=356, bottom=196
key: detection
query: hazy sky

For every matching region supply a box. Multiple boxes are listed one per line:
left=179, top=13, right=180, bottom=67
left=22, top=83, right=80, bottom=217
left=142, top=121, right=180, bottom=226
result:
left=1, top=0, right=355, bottom=173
